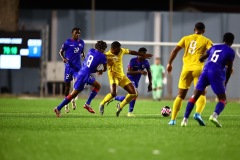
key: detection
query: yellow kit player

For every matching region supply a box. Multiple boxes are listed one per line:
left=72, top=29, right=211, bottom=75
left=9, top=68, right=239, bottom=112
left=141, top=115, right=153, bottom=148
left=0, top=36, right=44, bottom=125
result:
left=99, top=41, right=152, bottom=117
left=167, top=22, right=213, bottom=125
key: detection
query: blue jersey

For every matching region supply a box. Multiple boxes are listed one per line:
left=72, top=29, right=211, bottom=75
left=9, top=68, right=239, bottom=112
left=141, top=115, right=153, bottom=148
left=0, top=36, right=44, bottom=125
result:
left=81, top=48, right=107, bottom=74
left=61, top=38, right=84, bottom=70
left=204, top=44, right=235, bottom=70
left=196, top=44, right=235, bottom=94
left=127, top=57, right=150, bottom=87
left=74, top=48, right=107, bottom=91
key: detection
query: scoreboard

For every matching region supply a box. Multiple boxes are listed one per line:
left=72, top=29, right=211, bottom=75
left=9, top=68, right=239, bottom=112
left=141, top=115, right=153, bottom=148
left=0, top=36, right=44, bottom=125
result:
left=0, top=31, right=42, bottom=69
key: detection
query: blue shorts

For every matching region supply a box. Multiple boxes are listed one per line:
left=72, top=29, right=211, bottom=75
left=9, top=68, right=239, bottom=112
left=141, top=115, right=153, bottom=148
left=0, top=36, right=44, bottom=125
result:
left=131, top=80, right=139, bottom=88
left=196, top=69, right=225, bottom=95
left=64, top=66, right=80, bottom=82
left=74, top=73, right=95, bottom=91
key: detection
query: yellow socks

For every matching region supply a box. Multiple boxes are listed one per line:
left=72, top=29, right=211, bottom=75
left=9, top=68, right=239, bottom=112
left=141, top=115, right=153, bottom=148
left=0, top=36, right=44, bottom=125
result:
left=195, top=95, right=206, bottom=114
left=119, top=93, right=137, bottom=108
left=100, top=93, right=113, bottom=106
left=170, top=96, right=183, bottom=120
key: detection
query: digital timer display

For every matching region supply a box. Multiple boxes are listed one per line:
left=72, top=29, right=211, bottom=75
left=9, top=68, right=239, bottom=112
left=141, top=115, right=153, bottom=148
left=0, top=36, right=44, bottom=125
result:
left=0, top=31, right=42, bottom=69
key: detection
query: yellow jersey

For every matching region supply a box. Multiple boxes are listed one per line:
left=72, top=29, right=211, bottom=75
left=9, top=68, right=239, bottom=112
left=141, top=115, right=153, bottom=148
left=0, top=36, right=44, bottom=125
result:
left=105, top=48, right=130, bottom=77
left=177, top=34, right=213, bottom=71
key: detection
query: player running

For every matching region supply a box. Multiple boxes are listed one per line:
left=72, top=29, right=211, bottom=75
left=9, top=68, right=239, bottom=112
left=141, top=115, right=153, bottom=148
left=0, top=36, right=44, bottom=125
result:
left=54, top=40, right=107, bottom=117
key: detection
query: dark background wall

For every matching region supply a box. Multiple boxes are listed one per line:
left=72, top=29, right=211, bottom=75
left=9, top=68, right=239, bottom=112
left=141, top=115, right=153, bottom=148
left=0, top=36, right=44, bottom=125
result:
left=1, top=0, right=240, bottom=99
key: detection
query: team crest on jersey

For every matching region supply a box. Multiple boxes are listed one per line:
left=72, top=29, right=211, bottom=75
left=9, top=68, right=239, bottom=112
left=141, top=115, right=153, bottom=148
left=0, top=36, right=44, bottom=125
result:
left=142, top=65, right=145, bottom=68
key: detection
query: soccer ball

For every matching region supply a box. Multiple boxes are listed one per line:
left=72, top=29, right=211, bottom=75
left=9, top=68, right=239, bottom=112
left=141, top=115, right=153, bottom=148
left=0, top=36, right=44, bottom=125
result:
left=161, top=106, right=171, bottom=117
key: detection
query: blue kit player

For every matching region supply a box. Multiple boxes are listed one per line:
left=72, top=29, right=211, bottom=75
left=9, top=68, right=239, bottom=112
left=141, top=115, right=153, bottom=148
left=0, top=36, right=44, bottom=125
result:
left=59, top=27, right=85, bottom=113
left=54, top=40, right=108, bottom=117
left=107, top=47, right=152, bottom=117
left=181, top=32, right=235, bottom=127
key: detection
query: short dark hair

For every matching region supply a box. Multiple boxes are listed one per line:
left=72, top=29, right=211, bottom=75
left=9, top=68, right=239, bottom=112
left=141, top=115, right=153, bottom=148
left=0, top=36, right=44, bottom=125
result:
left=72, top=27, right=81, bottom=33
left=223, top=32, right=234, bottom=44
left=138, top=47, right=147, bottom=53
left=195, top=22, right=205, bottom=30
left=111, top=41, right=121, bottom=48
left=95, top=40, right=107, bottom=51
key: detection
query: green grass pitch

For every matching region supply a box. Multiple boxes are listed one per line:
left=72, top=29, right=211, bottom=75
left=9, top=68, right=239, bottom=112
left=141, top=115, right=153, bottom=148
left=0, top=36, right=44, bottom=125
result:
left=0, top=97, right=240, bottom=160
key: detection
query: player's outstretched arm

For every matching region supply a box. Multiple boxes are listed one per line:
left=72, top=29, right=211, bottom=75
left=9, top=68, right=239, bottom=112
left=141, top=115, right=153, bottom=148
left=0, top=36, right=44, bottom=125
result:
left=129, top=50, right=153, bottom=59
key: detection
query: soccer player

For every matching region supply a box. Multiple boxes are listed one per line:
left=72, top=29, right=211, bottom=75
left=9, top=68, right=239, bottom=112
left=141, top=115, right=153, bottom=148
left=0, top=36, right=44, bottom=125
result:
left=54, top=40, right=108, bottom=117
left=150, top=57, right=165, bottom=101
left=99, top=41, right=153, bottom=117
left=106, top=47, right=152, bottom=117
left=167, top=22, right=213, bottom=125
left=59, top=27, right=85, bottom=113
left=181, top=32, right=235, bottom=127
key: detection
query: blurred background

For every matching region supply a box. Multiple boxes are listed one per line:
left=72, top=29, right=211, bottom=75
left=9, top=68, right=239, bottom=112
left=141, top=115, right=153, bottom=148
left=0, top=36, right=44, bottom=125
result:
left=0, top=0, right=240, bottom=100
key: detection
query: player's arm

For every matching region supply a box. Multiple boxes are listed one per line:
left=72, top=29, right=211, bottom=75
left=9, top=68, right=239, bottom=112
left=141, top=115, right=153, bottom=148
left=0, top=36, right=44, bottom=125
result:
left=81, top=51, right=85, bottom=60
left=96, top=64, right=107, bottom=75
left=167, top=45, right=182, bottom=73
left=59, top=48, right=68, bottom=63
left=81, top=46, right=85, bottom=60
left=127, top=68, right=147, bottom=76
left=225, top=61, right=233, bottom=86
left=129, top=50, right=153, bottom=59
left=199, top=53, right=209, bottom=62
left=146, top=68, right=152, bottom=92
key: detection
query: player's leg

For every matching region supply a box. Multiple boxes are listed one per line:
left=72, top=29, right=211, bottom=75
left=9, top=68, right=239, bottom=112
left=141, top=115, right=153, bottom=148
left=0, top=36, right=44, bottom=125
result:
left=84, top=77, right=100, bottom=114
left=194, top=70, right=207, bottom=116
left=169, top=89, right=187, bottom=125
left=181, top=89, right=203, bottom=127
left=99, top=83, right=117, bottom=115
left=127, top=97, right=136, bottom=117
left=54, top=89, right=79, bottom=117
left=107, top=80, right=130, bottom=106
left=156, top=79, right=163, bottom=101
left=192, top=71, right=210, bottom=126
left=64, top=68, right=73, bottom=113
left=106, top=95, right=125, bottom=106
left=209, top=94, right=226, bottom=128
left=209, top=82, right=227, bottom=127
left=128, top=82, right=138, bottom=117
left=64, top=81, right=71, bottom=113
left=116, top=77, right=137, bottom=117
left=152, top=80, right=157, bottom=100
left=169, top=70, right=190, bottom=125
left=54, top=75, right=84, bottom=117
left=71, top=78, right=77, bottom=110
left=114, top=96, right=125, bottom=101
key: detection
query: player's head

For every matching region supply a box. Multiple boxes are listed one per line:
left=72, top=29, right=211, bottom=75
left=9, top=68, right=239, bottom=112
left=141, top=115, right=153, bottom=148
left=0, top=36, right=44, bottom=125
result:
left=223, top=32, right=234, bottom=46
left=155, top=57, right=161, bottom=65
left=194, top=22, right=205, bottom=34
left=72, top=27, right=81, bottom=39
left=110, top=41, right=121, bottom=55
left=138, top=47, right=147, bottom=61
left=95, top=40, right=107, bottom=53
left=138, top=47, right=147, bottom=53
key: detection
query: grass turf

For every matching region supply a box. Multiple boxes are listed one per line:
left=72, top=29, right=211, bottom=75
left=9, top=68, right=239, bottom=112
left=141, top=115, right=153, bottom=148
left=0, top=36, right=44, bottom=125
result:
left=0, top=97, right=240, bottom=160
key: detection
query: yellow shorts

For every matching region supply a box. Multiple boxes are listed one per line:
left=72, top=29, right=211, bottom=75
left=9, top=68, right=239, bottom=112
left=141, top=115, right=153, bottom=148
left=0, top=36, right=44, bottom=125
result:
left=108, top=74, right=131, bottom=88
left=178, top=70, right=202, bottom=89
